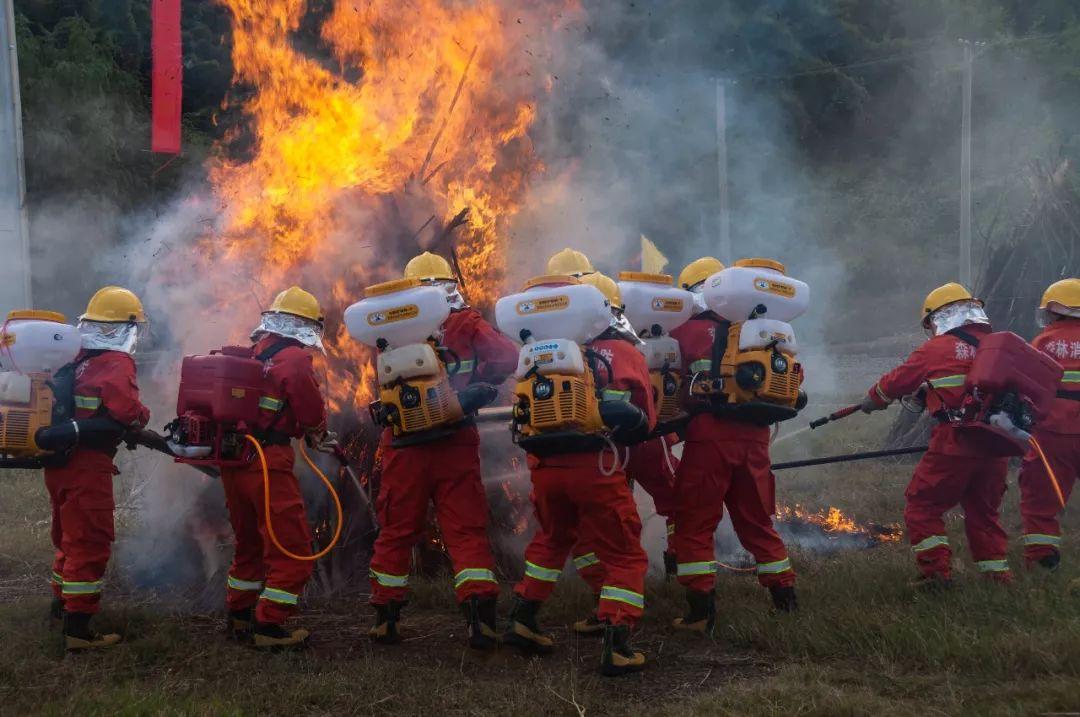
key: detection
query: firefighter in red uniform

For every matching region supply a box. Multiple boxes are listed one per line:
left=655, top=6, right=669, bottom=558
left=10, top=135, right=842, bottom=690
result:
left=861, top=283, right=1012, bottom=585
left=560, top=273, right=680, bottom=636
left=1018, top=278, right=1080, bottom=570
left=503, top=274, right=655, bottom=677
left=222, top=287, right=330, bottom=649
left=45, top=287, right=150, bottom=651
left=367, top=252, right=518, bottom=650
left=669, top=258, right=798, bottom=634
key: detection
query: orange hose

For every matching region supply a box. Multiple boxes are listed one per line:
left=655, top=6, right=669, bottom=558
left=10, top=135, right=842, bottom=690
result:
left=243, top=434, right=343, bottom=561
left=1029, top=436, right=1067, bottom=509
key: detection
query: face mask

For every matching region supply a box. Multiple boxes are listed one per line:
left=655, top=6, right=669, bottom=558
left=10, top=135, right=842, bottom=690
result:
left=690, top=284, right=708, bottom=314
left=78, top=321, right=141, bottom=355
left=926, top=300, right=990, bottom=337
left=1037, top=305, right=1080, bottom=328
left=431, top=280, right=467, bottom=310
left=251, top=312, right=325, bottom=352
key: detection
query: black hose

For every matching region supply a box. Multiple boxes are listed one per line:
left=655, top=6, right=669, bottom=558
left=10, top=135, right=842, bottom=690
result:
left=772, top=446, right=929, bottom=471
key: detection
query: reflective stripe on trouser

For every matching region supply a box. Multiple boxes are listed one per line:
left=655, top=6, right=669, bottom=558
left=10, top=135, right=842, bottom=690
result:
left=228, top=575, right=264, bottom=591
left=454, top=568, right=497, bottom=590
left=1022, top=533, right=1061, bottom=547
left=976, top=559, right=1010, bottom=573
left=370, top=436, right=499, bottom=605
left=905, top=447, right=1009, bottom=580
left=516, top=460, right=648, bottom=626
left=756, top=557, right=792, bottom=575
left=221, top=445, right=314, bottom=624
left=44, top=451, right=116, bottom=615
left=260, top=587, right=300, bottom=605
left=673, top=436, right=795, bottom=590
left=573, top=553, right=600, bottom=570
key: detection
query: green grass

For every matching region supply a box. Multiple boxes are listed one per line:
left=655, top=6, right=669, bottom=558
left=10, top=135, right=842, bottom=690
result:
left=2, top=455, right=1079, bottom=716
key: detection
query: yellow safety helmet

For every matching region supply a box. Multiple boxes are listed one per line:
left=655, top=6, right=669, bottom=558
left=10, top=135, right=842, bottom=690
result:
left=921, top=282, right=981, bottom=326
left=580, top=272, right=623, bottom=311
left=678, top=257, right=725, bottom=290
left=267, top=286, right=323, bottom=323
left=546, top=248, right=595, bottom=277
left=1040, top=278, right=1080, bottom=314
left=404, top=252, right=455, bottom=283
left=81, top=286, right=146, bottom=323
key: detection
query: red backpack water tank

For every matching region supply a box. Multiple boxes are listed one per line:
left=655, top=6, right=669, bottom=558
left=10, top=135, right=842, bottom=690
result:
left=176, top=346, right=265, bottom=425
left=965, top=331, right=1063, bottom=422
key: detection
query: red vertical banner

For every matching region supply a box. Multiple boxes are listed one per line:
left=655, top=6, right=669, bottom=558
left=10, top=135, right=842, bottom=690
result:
left=151, top=0, right=183, bottom=154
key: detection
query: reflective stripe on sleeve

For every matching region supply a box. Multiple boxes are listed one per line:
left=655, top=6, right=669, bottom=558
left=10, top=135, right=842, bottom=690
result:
left=689, top=360, right=712, bottom=373
left=453, top=568, right=497, bottom=589
left=260, top=587, right=300, bottom=605
left=599, top=586, right=645, bottom=609
left=227, top=575, right=264, bottom=592
left=912, top=535, right=949, bottom=553
left=62, top=580, right=103, bottom=595
left=259, top=396, right=284, bottom=411
left=874, top=383, right=891, bottom=404
left=1022, top=534, right=1062, bottom=547
left=572, top=553, right=600, bottom=570
left=756, top=557, right=793, bottom=575
left=666, top=523, right=675, bottom=536
left=74, top=395, right=101, bottom=410
left=976, top=559, right=1010, bottom=573
left=369, top=569, right=409, bottom=588
left=450, top=359, right=476, bottom=375
left=929, top=374, right=966, bottom=389
left=524, top=561, right=561, bottom=583
left=601, top=389, right=631, bottom=402
left=1063, top=371, right=1080, bottom=384
left=676, top=561, right=716, bottom=577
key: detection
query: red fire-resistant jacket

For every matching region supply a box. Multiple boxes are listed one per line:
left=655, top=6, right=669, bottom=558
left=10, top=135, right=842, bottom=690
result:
left=441, top=307, right=519, bottom=392
left=73, top=350, right=150, bottom=429
left=1031, top=318, right=1080, bottom=435
left=670, top=312, right=771, bottom=444
left=868, top=322, right=993, bottom=456
left=253, top=336, right=327, bottom=439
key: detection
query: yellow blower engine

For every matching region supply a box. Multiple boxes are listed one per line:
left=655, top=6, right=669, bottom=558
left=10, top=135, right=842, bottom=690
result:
left=692, top=259, right=810, bottom=425
left=345, top=278, right=464, bottom=446
left=617, top=271, right=694, bottom=430
left=0, top=311, right=82, bottom=466
left=495, top=276, right=614, bottom=455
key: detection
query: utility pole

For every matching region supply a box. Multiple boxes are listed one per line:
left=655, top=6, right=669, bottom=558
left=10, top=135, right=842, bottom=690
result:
left=959, top=40, right=973, bottom=288
left=0, top=0, right=30, bottom=312
left=715, top=78, right=731, bottom=265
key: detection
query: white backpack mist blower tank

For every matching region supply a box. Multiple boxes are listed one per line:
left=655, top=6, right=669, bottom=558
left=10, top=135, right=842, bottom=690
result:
left=0, top=311, right=82, bottom=466
left=495, top=275, right=615, bottom=455
left=617, top=271, right=693, bottom=429
left=694, top=259, right=809, bottom=425
left=345, top=278, right=467, bottom=446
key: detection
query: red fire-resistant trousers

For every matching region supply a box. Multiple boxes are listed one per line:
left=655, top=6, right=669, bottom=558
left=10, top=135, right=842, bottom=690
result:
left=573, top=436, right=678, bottom=593
left=222, top=445, right=314, bottom=625
left=1019, top=432, right=1079, bottom=565
left=45, top=448, right=117, bottom=615
left=905, top=450, right=1011, bottom=580
left=673, top=438, right=795, bottom=590
left=369, top=427, right=498, bottom=605
left=516, top=453, right=648, bottom=627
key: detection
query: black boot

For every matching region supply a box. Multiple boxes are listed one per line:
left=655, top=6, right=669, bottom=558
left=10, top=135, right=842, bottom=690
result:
left=369, top=601, right=405, bottom=645
left=226, top=607, right=254, bottom=642
left=63, top=612, right=121, bottom=652
left=600, top=623, right=646, bottom=677
left=48, top=597, right=64, bottom=630
left=672, top=589, right=715, bottom=634
left=769, top=585, right=799, bottom=613
left=1037, top=550, right=1061, bottom=572
left=502, top=596, right=554, bottom=655
left=461, top=596, right=499, bottom=650
left=252, top=621, right=310, bottom=650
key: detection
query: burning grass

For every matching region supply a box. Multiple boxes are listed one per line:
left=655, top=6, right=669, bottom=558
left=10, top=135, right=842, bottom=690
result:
left=2, top=459, right=1079, bottom=715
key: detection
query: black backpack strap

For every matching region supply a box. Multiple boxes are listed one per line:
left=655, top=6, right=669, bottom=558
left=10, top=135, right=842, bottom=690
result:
left=255, top=339, right=297, bottom=362
left=1058, top=390, right=1080, bottom=402
left=252, top=340, right=297, bottom=444
left=710, top=318, right=731, bottom=374
left=950, top=329, right=981, bottom=348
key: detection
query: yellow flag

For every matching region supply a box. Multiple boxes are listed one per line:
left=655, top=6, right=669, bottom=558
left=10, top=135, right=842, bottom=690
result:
left=641, top=235, right=668, bottom=274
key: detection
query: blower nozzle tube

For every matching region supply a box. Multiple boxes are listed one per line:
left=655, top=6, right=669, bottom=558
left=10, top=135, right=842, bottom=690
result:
left=809, top=404, right=861, bottom=430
